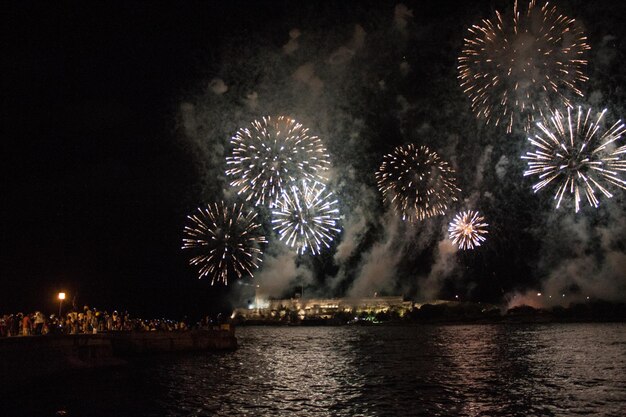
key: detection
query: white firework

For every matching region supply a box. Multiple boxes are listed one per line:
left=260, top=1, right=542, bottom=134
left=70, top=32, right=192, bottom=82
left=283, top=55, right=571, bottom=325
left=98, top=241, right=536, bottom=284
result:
left=225, top=116, right=330, bottom=208
left=522, top=107, right=626, bottom=212
left=182, top=202, right=267, bottom=285
left=272, top=180, right=341, bottom=255
left=448, top=210, right=489, bottom=250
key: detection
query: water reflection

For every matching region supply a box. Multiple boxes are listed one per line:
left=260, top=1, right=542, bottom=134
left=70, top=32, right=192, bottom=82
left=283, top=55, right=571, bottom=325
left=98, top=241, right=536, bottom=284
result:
left=6, top=324, right=626, bottom=417
left=433, top=325, right=549, bottom=415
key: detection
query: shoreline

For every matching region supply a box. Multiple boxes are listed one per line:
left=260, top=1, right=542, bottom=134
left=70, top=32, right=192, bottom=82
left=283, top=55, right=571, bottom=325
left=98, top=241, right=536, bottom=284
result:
left=235, top=317, right=626, bottom=326
left=233, top=300, right=626, bottom=326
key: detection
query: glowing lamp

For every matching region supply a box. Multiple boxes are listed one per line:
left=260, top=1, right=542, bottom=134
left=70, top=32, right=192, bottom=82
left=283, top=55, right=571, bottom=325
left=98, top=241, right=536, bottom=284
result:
left=57, top=292, right=66, bottom=317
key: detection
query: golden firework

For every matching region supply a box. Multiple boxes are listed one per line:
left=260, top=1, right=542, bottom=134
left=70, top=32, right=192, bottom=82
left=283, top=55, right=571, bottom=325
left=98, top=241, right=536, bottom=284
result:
left=458, top=0, right=590, bottom=132
left=376, top=144, right=460, bottom=221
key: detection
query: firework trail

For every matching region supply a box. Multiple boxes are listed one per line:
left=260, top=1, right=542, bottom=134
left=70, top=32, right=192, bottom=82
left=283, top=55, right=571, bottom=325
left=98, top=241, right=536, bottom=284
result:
left=182, top=202, right=267, bottom=284
left=458, top=0, right=590, bottom=132
left=376, top=144, right=460, bottom=222
left=225, top=116, right=331, bottom=208
left=449, top=210, right=489, bottom=250
left=272, top=180, right=341, bottom=255
left=522, top=106, right=626, bottom=212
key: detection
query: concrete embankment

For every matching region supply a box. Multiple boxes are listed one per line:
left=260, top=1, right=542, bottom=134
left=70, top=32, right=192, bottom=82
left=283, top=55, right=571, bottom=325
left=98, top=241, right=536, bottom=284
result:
left=0, top=329, right=237, bottom=388
left=108, top=328, right=237, bottom=355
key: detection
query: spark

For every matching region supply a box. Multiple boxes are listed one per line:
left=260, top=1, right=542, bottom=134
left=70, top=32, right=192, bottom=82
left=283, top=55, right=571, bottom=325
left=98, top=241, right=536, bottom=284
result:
left=182, top=202, right=267, bottom=285
left=448, top=210, right=489, bottom=250
left=272, top=180, right=341, bottom=255
left=225, top=116, right=331, bottom=208
left=376, top=144, right=460, bottom=222
left=522, top=106, right=626, bottom=212
left=458, top=0, right=590, bottom=132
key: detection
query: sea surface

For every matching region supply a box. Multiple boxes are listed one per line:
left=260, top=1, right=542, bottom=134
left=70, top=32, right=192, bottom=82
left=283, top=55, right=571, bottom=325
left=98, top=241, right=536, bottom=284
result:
left=6, top=324, right=626, bottom=416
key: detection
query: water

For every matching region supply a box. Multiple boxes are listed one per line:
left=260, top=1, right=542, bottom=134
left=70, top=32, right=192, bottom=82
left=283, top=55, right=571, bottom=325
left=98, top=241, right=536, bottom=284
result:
left=6, top=324, right=626, bottom=416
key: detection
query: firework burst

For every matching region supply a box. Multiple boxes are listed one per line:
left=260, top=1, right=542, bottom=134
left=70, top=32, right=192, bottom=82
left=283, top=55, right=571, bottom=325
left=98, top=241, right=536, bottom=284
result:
left=182, top=202, right=267, bottom=285
left=272, top=180, right=341, bottom=255
left=522, top=106, right=626, bottom=212
left=449, top=210, right=489, bottom=250
left=458, top=0, right=590, bottom=132
left=376, top=144, right=460, bottom=222
left=225, top=116, right=331, bottom=208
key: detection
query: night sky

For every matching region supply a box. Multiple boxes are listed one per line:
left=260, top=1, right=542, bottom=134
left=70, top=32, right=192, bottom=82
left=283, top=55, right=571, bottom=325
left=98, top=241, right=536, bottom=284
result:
left=3, top=1, right=626, bottom=318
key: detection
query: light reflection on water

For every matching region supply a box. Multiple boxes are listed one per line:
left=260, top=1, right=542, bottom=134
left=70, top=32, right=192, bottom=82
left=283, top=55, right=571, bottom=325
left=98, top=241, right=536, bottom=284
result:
left=9, top=324, right=626, bottom=416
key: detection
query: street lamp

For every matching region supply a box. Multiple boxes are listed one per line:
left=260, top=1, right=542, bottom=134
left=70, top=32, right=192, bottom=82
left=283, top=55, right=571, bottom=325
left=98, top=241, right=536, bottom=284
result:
left=58, top=292, right=66, bottom=317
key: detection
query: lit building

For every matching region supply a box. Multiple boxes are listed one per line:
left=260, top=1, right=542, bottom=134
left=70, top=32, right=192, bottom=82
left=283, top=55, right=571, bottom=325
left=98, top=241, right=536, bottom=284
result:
left=232, top=296, right=414, bottom=322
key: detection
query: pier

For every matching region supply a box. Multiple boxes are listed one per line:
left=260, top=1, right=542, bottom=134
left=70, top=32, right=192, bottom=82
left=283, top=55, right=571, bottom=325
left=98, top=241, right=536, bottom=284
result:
left=0, top=328, right=237, bottom=388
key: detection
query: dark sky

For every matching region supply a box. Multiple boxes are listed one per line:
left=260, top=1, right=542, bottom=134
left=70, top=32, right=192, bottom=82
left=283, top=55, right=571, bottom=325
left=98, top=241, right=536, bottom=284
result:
left=3, top=2, right=233, bottom=316
left=3, top=1, right=626, bottom=317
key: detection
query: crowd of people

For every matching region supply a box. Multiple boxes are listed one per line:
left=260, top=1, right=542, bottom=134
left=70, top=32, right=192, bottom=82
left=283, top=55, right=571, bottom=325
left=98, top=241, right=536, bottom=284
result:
left=0, top=306, right=199, bottom=337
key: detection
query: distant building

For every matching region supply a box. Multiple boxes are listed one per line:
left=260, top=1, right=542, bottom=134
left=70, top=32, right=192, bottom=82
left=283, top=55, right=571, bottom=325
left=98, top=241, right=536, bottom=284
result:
left=232, top=296, right=414, bottom=321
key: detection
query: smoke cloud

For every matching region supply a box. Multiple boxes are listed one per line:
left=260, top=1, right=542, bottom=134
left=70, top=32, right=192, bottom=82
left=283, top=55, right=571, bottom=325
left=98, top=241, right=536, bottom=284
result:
left=495, top=155, right=509, bottom=181
left=506, top=201, right=626, bottom=307
left=283, top=28, right=301, bottom=55
left=418, top=238, right=458, bottom=301
left=538, top=204, right=626, bottom=303
left=292, top=63, right=324, bottom=95
left=394, top=4, right=414, bottom=31
left=208, top=78, right=228, bottom=95
left=255, top=241, right=313, bottom=298
left=177, top=1, right=626, bottom=304
left=348, top=211, right=403, bottom=297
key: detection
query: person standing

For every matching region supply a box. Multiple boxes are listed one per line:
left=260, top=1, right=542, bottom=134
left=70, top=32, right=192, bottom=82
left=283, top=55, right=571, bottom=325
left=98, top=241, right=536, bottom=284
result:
left=22, top=313, right=32, bottom=336
left=84, top=306, right=93, bottom=333
left=105, top=312, right=113, bottom=331
left=0, top=315, right=6, bottom=337
left=34, top=311, right=44, bottom=335
left=9, top=314, right=18, bottom=336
